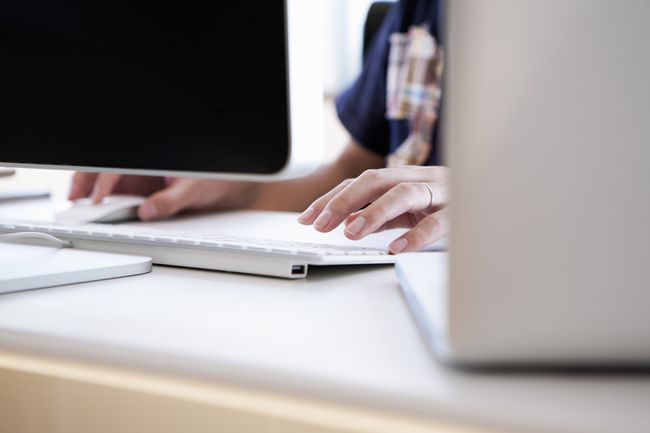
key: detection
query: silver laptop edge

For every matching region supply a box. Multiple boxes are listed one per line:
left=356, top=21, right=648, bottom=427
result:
left=406, top=0, right=650, bottom=366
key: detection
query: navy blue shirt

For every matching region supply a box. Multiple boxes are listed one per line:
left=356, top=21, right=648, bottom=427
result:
left=336, top=0, right=443, bottom=165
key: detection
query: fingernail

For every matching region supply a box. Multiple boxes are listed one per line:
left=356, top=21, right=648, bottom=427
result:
left=297, top=206, right=315, bottom=224
left=140, top=203, right=158, bottom=220
left=313, top=209, right=332, bottom=231
left=345, top=216, right=366, bottom=237
left=390, top=238, right=409, bottom=254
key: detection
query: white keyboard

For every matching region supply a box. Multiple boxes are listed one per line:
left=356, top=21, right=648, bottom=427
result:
left=0, top=219, right=394, bottom=279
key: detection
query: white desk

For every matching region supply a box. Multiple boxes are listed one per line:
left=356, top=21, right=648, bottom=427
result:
left=1, top=170, right=649, bottom=433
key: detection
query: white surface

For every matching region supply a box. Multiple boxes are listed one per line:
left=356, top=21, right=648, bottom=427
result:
left=0, top=243, right=151, bottom=293
left=0, top=198, right=648, bottom=433
left=1, top=257, right=650, bottom=433
left=396, top=253, right=449, bottom=356
left=54, top=195, right=145, bottom=224
left=322, top=0, right=377, bottom=95
left=283, top=0, right=324, bottom=178
left=0, top=169, right=70, bottom=201
left=444, top=0, right=650, bottom=364
left=1, top=173, right=649, bottom=433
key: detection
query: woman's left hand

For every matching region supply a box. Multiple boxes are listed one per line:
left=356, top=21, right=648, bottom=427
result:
left=297, top=166, right=448, bottom=254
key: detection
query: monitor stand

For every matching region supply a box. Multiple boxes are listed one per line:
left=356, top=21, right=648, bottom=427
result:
left=0, top=235, right=151, bottom=294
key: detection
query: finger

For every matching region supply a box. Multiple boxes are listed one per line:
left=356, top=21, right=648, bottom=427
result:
left=297, top=178, right=353, bottom=225
left=343, top=182, right=435, bottom=240
left=138, top=180, right=194, bottom=221
left=91, top=173, right=122, bottom=204
left=374, top=213, right=419, bottom=232
left=68, top=172, right=98, bottom=200
left=310, top=169, right=394, bottom=232
left=423, top=182, right=448, bottom=210
left=389, top=208, right=449, bottom=254
left=313, top=167, right=442, bottom=233
left=346, top=210, right=426, bottom=233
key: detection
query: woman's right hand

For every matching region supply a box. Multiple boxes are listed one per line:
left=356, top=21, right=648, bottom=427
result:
left=68, top=172, right=261, bottom=221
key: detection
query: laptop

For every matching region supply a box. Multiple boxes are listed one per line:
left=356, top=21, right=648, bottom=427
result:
left=397, top=0, right=650, bottom=366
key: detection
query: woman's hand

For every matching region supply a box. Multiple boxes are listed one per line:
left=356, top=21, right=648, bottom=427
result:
left=298, top=166, right=448, bottom=254
left=68, top=172, right=261, bottom=221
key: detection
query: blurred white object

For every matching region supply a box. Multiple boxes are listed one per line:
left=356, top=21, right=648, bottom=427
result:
left=55, top=195, right=145, bottom=224
left=0, top=242, right=151, bottom=293
left=428, top=0, right=650, bottom=366
left=323, top=0, right=382, bottom=94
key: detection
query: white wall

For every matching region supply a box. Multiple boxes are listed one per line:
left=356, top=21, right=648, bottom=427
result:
left=323, top=0, right=391, bottom=96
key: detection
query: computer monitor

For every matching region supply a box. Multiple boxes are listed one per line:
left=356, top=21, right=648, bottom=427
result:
left=0, top=0, right=322, bottom=179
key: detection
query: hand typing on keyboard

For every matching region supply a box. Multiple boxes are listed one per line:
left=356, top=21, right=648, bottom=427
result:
left=67, top=146, right=448, bottom=255
left=298, top=166, right=449, bottom=255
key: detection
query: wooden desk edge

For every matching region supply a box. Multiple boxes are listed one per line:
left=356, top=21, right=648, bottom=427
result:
left=0, top=350, right=501, bottom=433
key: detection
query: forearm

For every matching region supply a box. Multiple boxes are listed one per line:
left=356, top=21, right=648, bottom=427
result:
left=250, top=162, right=349, bottom=212
left=249, top=140, right=384, bottom=212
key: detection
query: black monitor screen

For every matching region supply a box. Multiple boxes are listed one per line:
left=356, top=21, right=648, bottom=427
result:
left=0, top=0, right=290, bottom=174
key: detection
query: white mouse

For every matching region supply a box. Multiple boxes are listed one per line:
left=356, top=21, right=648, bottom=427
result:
left=55, top=195, right=146, bottom=224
